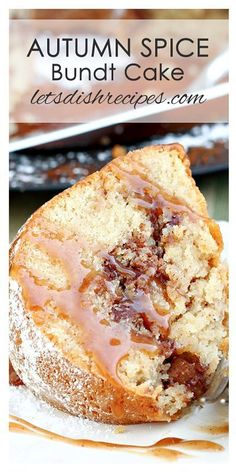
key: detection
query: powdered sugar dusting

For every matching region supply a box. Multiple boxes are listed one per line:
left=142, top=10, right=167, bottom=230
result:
left=10, top=276, right=159, bottom=424
left=9, top=277, right=109, bottom=420
left=9, top=386, right=114, bottom=439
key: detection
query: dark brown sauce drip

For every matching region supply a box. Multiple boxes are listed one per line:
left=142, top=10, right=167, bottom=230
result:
left=9, top=362, right=23, bottom=386
left=9, top=415, right=224, bottom=460
left=166, top=352, right=207, bottom=399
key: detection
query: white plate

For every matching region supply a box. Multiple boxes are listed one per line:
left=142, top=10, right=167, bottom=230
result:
left=9, top=221, right=229, bottom=464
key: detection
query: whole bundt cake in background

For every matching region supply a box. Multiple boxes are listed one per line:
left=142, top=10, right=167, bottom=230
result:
left=9, top=144, right=228, bottom=424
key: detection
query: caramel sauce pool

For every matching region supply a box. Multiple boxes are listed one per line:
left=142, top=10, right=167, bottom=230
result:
left=9, top=415, right=225, bottom=461
left=200, top=423, right=229, bottom=435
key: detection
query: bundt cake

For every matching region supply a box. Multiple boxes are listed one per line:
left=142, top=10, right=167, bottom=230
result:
left=9, top=144, right=228, bottom=424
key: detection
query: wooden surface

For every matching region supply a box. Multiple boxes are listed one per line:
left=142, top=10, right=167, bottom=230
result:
left=9, top=170, right=228, bottom=242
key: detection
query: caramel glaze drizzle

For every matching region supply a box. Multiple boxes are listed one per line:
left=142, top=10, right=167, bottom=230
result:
left=112, top=163, right=198, bottom=219
left=13, top=236, right=159, bottom=384
left=9, top=415, right=224, bottom=461
left=11, top=161, right=222, bottom=386
left=111, top=161, right=223, bottom=250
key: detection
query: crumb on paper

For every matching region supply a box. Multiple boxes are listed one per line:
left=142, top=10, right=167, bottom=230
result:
left=113, top=425, right=126, bottom=434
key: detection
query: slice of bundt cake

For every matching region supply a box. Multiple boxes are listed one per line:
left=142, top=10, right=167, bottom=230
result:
left=9, top=144, right=228, bottom=424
